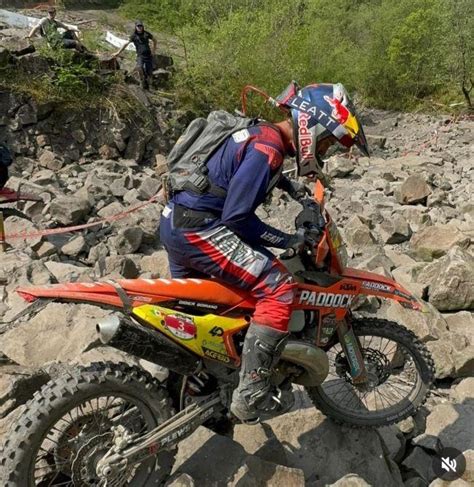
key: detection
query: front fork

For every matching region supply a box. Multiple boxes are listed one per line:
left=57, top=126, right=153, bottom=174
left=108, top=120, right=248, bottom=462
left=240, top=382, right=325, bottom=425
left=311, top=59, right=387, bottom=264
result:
left=336, top=319, right=368, bottom=385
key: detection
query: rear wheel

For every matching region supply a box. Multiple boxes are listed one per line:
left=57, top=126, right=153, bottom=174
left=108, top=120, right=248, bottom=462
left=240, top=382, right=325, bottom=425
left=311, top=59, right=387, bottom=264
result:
left=0, top=362, right=176, bottom=486
left=306, top=318, right=435, bottom=428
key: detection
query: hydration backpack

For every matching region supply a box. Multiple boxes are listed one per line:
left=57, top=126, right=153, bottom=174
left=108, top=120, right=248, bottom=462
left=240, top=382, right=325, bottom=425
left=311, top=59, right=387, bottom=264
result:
left=167, top=110, right=256, bottom=197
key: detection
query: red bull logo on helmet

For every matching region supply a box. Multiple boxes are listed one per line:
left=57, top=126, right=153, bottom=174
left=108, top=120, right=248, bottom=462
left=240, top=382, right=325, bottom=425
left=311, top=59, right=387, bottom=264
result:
left=324, top=95, right=350, bottom=124
left=298, top=111, right=315, bottom=161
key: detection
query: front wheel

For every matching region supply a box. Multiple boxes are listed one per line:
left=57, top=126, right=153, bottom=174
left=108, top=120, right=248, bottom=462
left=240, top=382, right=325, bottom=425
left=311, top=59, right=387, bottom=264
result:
left=0, top=362, right=176, bottom=486
left=306, top=318, right=435, bottom=428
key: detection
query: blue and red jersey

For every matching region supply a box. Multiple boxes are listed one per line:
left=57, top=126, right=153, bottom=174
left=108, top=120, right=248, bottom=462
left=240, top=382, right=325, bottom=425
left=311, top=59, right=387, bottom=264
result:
left=172, top=123, right=292, bottom=249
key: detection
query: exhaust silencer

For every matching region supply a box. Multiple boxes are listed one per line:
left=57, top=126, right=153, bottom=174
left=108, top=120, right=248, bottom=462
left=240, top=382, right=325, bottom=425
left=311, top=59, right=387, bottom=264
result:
left=97, top=315, right=201, bottom=376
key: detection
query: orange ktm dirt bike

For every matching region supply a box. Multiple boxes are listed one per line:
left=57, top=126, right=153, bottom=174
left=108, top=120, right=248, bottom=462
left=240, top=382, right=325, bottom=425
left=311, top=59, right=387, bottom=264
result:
left=0, top=180, right=435, bottom=486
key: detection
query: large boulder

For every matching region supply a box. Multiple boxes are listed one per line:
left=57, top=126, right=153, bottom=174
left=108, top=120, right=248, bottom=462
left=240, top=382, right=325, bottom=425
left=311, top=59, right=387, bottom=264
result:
left=410, top=225, right=470, bottom=261
left=49, top=196, right=91, bottom=225
left=428, top=248, right=474, bottom=311
left=383, top=300, right=448, bottom=342
left=396, top=174, right=432, bottom=205
left=234, top=409, right=403, bottom=485
left=422, top=402, right=474, bottom=452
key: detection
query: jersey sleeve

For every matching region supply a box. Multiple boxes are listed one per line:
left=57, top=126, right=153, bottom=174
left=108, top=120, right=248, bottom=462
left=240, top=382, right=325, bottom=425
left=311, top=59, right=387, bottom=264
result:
left=220, top=140, right=291, bottom=249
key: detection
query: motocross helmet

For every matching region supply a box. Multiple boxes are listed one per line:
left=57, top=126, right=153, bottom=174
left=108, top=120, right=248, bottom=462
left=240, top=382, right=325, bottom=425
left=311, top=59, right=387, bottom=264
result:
left=275, top=82, right=370, bottom=177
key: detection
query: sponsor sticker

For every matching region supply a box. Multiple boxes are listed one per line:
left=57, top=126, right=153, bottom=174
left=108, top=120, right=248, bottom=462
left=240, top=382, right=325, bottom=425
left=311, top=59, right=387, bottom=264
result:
left=361, top=281, right=392, bottom=292
left=164, top=314, right=197, bottom=341
left=202, top=346, right=230, bottom=363
left=299, top=290, right=355, bottom=308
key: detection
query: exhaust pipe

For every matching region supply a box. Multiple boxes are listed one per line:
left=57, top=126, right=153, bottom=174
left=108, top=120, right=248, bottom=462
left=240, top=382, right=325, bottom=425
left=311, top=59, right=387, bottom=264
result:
left=97, top=315, right=201, bottom=376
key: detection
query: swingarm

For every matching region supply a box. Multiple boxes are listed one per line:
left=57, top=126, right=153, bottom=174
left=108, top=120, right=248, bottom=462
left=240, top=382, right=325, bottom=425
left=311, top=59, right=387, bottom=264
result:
left=96, top=393, right=223, bottom=481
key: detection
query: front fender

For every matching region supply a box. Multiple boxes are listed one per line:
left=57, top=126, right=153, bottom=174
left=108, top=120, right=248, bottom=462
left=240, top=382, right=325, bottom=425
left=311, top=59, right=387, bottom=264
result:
left=342, top=267, right=422, bottom=311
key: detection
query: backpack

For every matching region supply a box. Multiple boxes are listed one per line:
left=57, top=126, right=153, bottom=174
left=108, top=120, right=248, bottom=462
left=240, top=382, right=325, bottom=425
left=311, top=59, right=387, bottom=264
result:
left=167, top=110, right=256, bottom=198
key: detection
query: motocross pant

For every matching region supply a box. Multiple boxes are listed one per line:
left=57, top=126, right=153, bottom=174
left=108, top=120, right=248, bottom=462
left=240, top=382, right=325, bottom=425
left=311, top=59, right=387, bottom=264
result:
left=159, top=203, right=296, bottom=331
left=136, top=56, right=153, bottom=89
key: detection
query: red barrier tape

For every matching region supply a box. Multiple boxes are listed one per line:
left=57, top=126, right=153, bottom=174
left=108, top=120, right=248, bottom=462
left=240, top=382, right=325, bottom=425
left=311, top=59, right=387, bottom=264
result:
left=2, top=194, right=162, bottom=241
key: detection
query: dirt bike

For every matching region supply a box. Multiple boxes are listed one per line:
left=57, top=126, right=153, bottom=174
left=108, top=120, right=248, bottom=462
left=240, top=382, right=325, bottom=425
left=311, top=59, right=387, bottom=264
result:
left=0, top=187, right=41, bottom=220
left=0, top=180, right=435, bottom=486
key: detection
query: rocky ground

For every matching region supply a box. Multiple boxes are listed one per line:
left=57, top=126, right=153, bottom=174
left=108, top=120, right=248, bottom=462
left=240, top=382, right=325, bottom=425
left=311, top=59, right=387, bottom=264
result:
left=1, top=21, right=474, bottom=484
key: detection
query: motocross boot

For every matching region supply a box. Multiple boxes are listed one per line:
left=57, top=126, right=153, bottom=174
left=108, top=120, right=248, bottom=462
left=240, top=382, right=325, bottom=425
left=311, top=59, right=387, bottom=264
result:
left=230, top=323, right=290, bottom=422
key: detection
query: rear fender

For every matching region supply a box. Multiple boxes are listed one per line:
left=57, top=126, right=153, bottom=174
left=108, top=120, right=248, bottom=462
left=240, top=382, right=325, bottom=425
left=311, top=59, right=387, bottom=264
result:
left=342, top=267, right=421, bottom=311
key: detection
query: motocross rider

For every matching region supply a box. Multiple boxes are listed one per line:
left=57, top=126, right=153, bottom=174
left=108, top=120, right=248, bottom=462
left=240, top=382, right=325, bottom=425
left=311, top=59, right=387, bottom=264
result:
left=160, top=82, right=369, bottom=422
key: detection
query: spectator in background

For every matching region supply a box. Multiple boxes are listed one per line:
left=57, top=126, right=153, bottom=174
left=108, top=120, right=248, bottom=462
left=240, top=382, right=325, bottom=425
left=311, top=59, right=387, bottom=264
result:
left=113, top=20, right=157, bottom=90
left=27, top=6, right=85, bottom=52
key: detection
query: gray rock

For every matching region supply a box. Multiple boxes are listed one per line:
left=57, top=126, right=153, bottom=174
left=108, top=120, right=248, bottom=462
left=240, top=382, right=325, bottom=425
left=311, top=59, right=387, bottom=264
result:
left=237, top=408, right=403, bottom=486
left=384, top=300, right=448, bottom=342
left=61, top=235, right=87, bottom=257
left=378, top=215, right=412, bottom=244
left=94, top=255, right=139, bottom=279
left=329, top=474, right=372, bottom=486
left=401, top=446, right=436, bottom=483
left=328, top=157, right=355, bottom=177
left=397, top=175, right=432, bottom=205
left=165, top=473, right=195, bottom=486
left=39, top=149, right=63, bottom=171
left=428, top=248, right=474, bottom=311
left=0, top=364, right=50, bottom=419
left=49, top=196, right=91, bottom=225
left=110, top=227, right=144, bottom=255
left=451, top=378, right=474, bottom=402
left=453, top=345, right=474, bottom=377
left=229, top=455, right=305, bottom=487
left=427, top=340, right=455, bottom=379
left=424, top=402, right=474, bottom=452
left=44, top=261, right=91, bottom=282
left=343, top=216, right=377, bottom=252
left=410, top=225, right=470, bottom=261
left=443, top=311, right=474, bottom=345
left=138, top=176, right=161, bottom=200
left=140, top=251, right=170, bottom=278
left=0, top=303, right=109, bottom=366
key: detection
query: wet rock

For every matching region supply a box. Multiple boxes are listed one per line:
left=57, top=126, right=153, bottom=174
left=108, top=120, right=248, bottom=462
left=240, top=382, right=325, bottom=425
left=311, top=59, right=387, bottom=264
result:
left=410, top=225, right=470, bottom=261
left=397, top=175, right=432, bottom=205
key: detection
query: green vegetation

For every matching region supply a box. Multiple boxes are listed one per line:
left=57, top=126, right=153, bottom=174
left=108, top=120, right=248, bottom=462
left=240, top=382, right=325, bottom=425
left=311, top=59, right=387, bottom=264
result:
left=120, top=0, right=473, bottom=113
